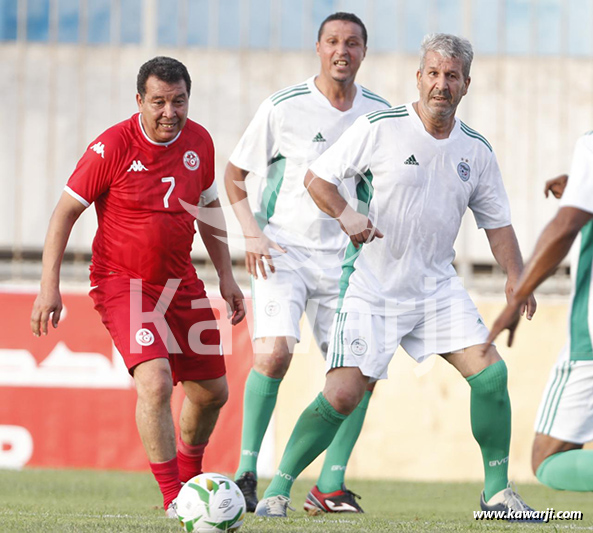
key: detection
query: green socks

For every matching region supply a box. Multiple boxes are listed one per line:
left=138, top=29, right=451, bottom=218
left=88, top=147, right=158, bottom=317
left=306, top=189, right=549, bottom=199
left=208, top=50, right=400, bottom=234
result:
left=317, top=390, right=372, bottom=493
left=235, top=369, right=282, bottom=479
left=467, top=360, right=511, bottom=501
left=264, top=393, right=347, bottom=498
left=536, top=450, right=593, bottom=491
left=235, top=369, right=370, bottom=494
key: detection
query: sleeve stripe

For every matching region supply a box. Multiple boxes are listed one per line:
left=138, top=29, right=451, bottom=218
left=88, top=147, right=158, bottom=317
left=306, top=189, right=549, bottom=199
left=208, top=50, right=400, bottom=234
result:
left=368, top=111, right=408, bottom=124
left=460, top=121, right=493, bottom=151
left=366, top=105, right=406, bottom=120
left=198, top=181, right=219, bottom=207
left=361, top=88, right=391, bottom=107
left=270, top=83, right=308, bottom=101
left=272, top=90, right=311, bottom=106
left=64, top=186, right=90, bottom=207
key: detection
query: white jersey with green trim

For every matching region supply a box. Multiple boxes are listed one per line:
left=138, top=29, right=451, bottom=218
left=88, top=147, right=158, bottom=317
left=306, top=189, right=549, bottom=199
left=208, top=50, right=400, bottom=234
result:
left=229, top=77, right=390, bottom=253
left=559, top=132, right=593, bottom=361
left=309, top=102, right=511, bottom=314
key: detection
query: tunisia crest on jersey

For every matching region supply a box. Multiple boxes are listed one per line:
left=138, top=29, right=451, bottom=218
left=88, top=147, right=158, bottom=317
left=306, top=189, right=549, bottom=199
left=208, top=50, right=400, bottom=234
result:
left=183, top=150, right=200, bottom=171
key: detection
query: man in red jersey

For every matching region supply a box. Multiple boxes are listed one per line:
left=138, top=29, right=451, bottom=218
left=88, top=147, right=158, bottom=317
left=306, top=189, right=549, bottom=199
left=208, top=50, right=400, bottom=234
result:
left=30, top=57, right=245, bottom=517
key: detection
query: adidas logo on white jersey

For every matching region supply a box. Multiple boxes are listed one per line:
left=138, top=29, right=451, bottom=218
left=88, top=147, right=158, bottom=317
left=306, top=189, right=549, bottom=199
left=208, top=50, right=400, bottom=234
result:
left=404, top=154, right=419, bottom=165
left=312, top=132, right=326, bottom=142
left=127, top=160, right=148, bottom=172
left=90, top=142, right=105, bottom=159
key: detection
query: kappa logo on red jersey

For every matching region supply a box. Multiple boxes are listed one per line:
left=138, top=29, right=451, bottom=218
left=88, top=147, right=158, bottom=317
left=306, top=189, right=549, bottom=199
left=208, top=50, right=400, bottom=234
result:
left=183, top=150, right=200, bottom=171
left=90, top=142, right=106, bottom=159
left=127, top=160, right=148, bottom=172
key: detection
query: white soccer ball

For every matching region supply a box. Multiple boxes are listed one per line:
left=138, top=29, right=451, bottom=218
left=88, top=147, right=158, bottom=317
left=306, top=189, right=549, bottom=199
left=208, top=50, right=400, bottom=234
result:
left=176, top=473, right=246, bottom=532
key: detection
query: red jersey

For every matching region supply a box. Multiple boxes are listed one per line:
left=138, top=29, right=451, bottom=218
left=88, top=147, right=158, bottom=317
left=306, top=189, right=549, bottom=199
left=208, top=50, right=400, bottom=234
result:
left=66, top=114, right=215, bottom=286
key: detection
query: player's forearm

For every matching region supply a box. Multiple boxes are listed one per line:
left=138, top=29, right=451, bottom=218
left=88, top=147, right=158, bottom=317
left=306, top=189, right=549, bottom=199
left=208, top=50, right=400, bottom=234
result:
left=224, top=162, right=261, bottom=238
left=204, top=239, right=235, bottom=282
left=197, top=205, right=235, bottom=281
left=485, top=225, right=524, bottom=280
left=40, top=194, right=85, bottom=289
left=512, top=243, right=571, bottom=304
left=304, top=170, right=347, bottom=219
left=512, top=208, right=591, bottom=301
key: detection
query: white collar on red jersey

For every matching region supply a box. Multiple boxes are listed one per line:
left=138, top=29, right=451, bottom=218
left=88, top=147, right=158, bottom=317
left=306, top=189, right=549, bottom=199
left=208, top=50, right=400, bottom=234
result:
left=138, top=114, right=182, bottom=147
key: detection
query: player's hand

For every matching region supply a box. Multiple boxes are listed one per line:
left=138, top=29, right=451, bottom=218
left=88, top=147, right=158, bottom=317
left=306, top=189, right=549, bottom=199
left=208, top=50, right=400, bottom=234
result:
left=486, top=301, right=523, bottom=347
left=338, top=208, right=384, bottom=249
left=219, top=275, right=246, bottom=325
left=524, top=293, right=537, bottom=320
left=30, top=286, right=63, bottom=336
left=244, top=232, right=286, bottom=280
left=544, top=174, right=568, bottom=199
left=504, top=278, right=536, bottom=320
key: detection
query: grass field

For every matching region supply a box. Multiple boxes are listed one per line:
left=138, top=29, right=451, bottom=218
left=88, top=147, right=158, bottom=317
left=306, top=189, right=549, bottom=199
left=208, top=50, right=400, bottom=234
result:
left=0, top=469, right=591, bottom=532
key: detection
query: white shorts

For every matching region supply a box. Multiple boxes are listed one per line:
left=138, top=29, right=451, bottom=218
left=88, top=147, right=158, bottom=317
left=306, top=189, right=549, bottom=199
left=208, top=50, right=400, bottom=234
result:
left=534, top=347, right=593, bottom=443
left=252, top=246, right=342, bottom=356
left=326, top=282, right=489, bottom=380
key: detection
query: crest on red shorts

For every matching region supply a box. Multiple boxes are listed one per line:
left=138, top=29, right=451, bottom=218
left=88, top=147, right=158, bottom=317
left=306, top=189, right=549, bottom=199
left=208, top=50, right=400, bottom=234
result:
left=135, top=328, right=155, bottom=346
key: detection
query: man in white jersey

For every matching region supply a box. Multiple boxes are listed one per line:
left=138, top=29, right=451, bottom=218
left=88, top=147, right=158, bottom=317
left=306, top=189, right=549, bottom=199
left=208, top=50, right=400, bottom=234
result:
left=255, top=33, right=540, bottom=519
left=225, top=12, right=390, bottom=513
left=489, top=166, right=593, bottom=492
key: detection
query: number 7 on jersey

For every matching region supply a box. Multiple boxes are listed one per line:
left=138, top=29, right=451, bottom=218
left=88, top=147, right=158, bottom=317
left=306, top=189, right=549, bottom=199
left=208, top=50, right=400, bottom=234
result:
left=161, top=177, right=175, bottom=208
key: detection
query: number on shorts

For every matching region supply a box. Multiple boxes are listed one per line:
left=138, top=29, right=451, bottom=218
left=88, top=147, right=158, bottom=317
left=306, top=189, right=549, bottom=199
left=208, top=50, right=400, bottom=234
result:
left=161, top=177, right=175, bottom=208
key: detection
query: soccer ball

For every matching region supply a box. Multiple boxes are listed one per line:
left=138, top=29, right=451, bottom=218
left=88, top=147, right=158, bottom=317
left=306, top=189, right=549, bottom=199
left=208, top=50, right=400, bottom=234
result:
left=176, top=473, right=246, bottom=532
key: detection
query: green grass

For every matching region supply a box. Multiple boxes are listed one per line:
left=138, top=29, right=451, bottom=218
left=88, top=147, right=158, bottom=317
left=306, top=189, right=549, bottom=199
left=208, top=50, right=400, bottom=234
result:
left=0, top=469, right=591, bottom=532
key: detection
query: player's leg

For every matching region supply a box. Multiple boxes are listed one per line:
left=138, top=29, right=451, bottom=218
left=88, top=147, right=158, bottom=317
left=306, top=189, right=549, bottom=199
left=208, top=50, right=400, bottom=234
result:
left=531, top=358, right=593, bottom=491
left=429, top=282, right=538, bottom=518
left=235, top=263, right=305, bottom=510
left=256, top=365, right=367, bottom=517
left=304, top=383, right=372, bottom=514
left=532, top=434, right=593, bottom=490
left=134, top=358, right=177, bottom=460
left=237, top=335, right=295, bottom=476
left=235, top=336, right=295, bottom=511
left=429, top=281, right=509, bottom=499
left=315, top=385, right=374, bottom=489
left=166, top=281, right=228, bottom=485
left=176, top=376, right=228, bottom=482
left=305, top=294, right=375, bottom=496
left=442, top=344, right=510, bottom=500
left=443, top=344, right=539, bottom=518
left=305, top=294, right=373, bottom=512
left=133, top=358, right=182, bottom=510
left=257, top=311, right=390, bottom=517
left=89, top=277, right=183, bottom=512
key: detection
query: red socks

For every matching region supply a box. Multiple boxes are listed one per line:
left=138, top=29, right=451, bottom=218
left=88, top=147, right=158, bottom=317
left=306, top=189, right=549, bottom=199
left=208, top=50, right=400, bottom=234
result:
left=148, top=439, right=209, bottom=508
left=177, top=437, right=208, bottom=483
left=149, top=457, right=182, bottom=508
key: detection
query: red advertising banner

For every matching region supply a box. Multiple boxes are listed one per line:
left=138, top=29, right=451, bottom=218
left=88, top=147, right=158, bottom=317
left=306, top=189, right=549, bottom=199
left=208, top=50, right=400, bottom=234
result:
left=0, top=288, right=253, bottom=474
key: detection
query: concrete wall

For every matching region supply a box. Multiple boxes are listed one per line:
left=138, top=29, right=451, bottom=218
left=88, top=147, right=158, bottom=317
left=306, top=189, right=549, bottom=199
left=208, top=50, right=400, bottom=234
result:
left=276, top=296, right=575, bottom=483
left=2, top=43, right=592, bottom=267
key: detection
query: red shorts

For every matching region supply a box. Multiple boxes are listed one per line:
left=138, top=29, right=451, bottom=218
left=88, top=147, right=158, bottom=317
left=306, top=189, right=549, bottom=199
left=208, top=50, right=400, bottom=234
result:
left=90, top=275, right=225, bottom=384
